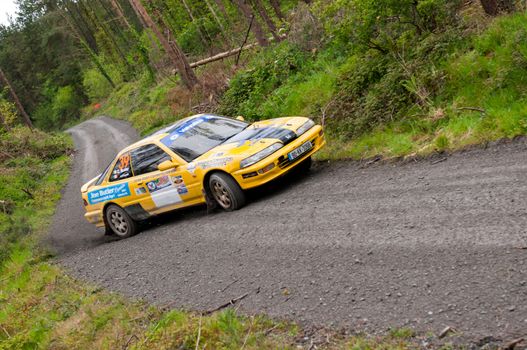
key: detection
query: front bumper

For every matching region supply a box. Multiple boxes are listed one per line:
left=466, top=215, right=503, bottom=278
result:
left=233, top=125, right=325, bottom=190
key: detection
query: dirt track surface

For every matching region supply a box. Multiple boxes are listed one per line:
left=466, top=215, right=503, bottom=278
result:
left=49, top=117, right=527, bottom=345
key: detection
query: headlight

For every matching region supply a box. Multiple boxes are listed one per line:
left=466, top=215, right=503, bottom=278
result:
left=296, top=119, right=315, bottom=136
left=240, top=143, right=283, bottom=168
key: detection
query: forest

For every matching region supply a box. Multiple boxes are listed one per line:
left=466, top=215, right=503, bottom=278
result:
left=1, top=0, right=525, bottom=160
left=1, top=0, right=527, bottom=348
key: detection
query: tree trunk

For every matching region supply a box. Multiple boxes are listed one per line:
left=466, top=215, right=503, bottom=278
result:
left=204, top=0, right=230, bottom=43
left=231, top=0, right=268, bottom=47
left=60, top=9, right=116, bottom=89
left=108, top=0, right=157, bottom=79
left=252, top=0, right=280, bottom=42
left=128, top=0, right=199, bottom=89
left=63, top=0, right=99, bottom=53
left=269, top=0, right=285, bottom=20
left=180, top=0, right=213, bottom=51
left=214, top=0, right=229, bottom=19
left=83, top=0, right=131, bottom=70
left=480, top=0, right=515, bottom=15
left=109, top=0, right=133, bottom=30
left=0, top=68, right=33, bottom=129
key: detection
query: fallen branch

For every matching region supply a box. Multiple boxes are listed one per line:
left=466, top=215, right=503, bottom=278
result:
left=240, top=317, right=254, bottom=350
left=0, top=150, right=14, bottom=159
left=502, top=338, right=524, bottom=350
left=122, top=334, right=138, bottom=350
left=195, top=315, right=202, bottom=350
left=457, top=106, right=486, bottom=114
left=264, top=324, right=279, bottom=336
left=1, top=325, right=10, bottom=338
left=359, top=156, right=381, bottom=169
left=220, top=279, right=239, bottom=292
left=22, top=188, right=34, bottom=199
left=204, top=293, right=249, bottom=315
left=320, top=98, right=336, bottom=128
left=431, top=157, right=448, bottom=165
left=438, top=326, right=456, bottom=339
left=190, top=44, right=258, bottom=69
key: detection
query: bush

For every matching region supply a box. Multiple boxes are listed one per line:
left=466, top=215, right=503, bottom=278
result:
left=219, top=43, right=310, bottom=120
left=178, top=17, right=222, bottom=57
left=0, top=99, right=18, bottom=130
left=83, top=68, right=115, bottom=102
left=52, top=86, right=81, bottom=125
left=0, top=126, right=72, bottom=161
left=0, top=127, right=71, bottom=264
left=316, top=0, right=461, bottom=54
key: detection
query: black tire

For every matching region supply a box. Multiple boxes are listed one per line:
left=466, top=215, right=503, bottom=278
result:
left=105, top=204, right=139, bottom=239
left=297, top=156, right=312, bottom=172
left=208, top=173, right=246, bottom=211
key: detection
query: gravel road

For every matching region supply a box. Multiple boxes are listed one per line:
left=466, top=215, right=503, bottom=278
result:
left=49, top=116, right=527, bottom=345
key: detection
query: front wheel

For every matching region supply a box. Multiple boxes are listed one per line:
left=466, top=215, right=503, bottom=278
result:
left=105, top=204, right=139, bottom=239
left=209, top=173, right=246, bottom=211
left=296, top=156, right=312, bottom=172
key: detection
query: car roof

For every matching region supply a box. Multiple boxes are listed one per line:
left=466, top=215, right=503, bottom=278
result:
left=117, top=114, right=215, bottom=155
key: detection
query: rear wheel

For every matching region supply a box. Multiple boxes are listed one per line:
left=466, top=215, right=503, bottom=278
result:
left=209, top=173, right=246, bottom=211
left=105, top=204, right=138, bottom=238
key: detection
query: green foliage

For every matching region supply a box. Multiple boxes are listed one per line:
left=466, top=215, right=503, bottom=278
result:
left=178, top=17, right=222, bottom=57
left=0, top=4, right=86, bottom=130
left=52, top=86, right=82, bottom=124
left=83, top=66, right=120, bottom=102
left=32, top=82, right=85, bottom=130
left=435, top=134, right=449, bottom=150
left=219, top=43, right=311, bottom=120
left=0, top=99, right=17, bottom=129
left=316, top=0, right=461, bottom=53
left=0, top=127, right=72, bottom=264
left=389, top=327, right=416, bottom=339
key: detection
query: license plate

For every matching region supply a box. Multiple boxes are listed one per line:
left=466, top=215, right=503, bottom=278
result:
left=288, top=141, right=313, bottom=161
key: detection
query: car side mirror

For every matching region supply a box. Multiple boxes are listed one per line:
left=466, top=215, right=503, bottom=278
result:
left=158, top=159, right=179, bottom=171
left=236, top=116, right=245, bottom=121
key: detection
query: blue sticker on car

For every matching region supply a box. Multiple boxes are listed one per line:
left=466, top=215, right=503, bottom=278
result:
left=161, top=116, right=212, bottom=145
left=88, top=183, right=131, bottom=205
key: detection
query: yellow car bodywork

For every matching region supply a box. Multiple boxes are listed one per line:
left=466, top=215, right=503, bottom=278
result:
left=81, top=114, right=325, bottom=228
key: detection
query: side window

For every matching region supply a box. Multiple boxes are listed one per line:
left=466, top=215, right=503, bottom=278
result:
left=109, top=152, right=132, bottom=182
left=131, top=144, right=171, bottom=176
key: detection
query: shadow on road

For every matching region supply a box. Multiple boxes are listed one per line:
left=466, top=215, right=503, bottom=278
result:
left=139, top=165, right=317, bottom=235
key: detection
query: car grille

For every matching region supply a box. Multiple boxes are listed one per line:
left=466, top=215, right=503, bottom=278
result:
left=277, top=138, right=316, bottom=169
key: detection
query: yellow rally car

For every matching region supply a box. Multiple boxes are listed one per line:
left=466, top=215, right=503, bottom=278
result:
left=81, top=114, right=325, bottom=238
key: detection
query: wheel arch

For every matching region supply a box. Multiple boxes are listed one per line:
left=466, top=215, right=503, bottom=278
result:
left=202, top=169, right=236, bottom=196
left=102, top=202, right=120, bottom=226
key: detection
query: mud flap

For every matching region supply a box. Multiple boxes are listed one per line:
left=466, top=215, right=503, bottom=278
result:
left=104, top=223, right=113, bottom=236
left=124, top=204, right=151, bottom=221
left=204, top=189, right=217, bottom=214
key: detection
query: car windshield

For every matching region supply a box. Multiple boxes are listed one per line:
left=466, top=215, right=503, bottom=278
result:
left=95, top=161, right=113, bottom=185
left=160, top=115, right=248, bottom=162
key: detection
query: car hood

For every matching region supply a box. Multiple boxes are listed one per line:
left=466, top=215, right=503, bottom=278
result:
left=194, top=117, right=309, bottom=162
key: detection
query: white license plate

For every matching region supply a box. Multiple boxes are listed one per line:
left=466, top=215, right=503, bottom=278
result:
left=288, top=141, right=313, bottom=161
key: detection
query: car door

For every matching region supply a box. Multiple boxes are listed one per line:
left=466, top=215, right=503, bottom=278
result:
left=129, top=143, right=199, bottom=215
left=93, top=151, right=134, bottom=208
